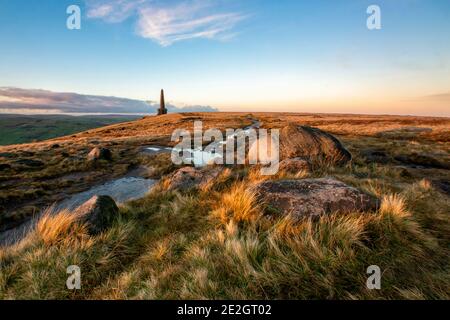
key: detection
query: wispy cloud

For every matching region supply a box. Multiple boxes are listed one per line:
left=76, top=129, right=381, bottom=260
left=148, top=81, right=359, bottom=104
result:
left=85, top=0, right=247, bottom=46
left=0, top=87, right=218, bottom=114
left=420, top=92, right=450, bottom=102
left=86, top=0, right=145, bottom=23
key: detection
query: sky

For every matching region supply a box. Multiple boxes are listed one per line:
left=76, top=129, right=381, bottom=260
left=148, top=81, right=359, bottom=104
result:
left=0, top=0, right=449, bottom=116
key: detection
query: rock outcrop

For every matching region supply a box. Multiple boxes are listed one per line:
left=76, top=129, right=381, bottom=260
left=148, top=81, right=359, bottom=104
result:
left=278, top=124, right=351, bottom=165
left=165, top=166, right=222, bottom=191
left=87, top=147, right=112, bottom=161
left=74, top=195, right=119, bottom=235
left=253, top=178, right=378, bottom=219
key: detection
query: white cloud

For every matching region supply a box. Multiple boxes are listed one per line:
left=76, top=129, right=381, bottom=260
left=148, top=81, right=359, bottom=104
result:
left=87, top=4, right=113, bottom=19
left=85, top=0, right=247, bottom=46
left=86, top=0, right=146, bottom=23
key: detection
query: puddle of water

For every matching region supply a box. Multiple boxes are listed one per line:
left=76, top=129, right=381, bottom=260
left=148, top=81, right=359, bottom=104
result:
left=144, top=121, right=261, bottom=168
left=0, top=177, right=157, bottom=247
left=57, top=177, right=157, bottom=211
left=172, top=147, right=223, bottom=168
left=146, top=146, right=172, bottom=152
left=143, top=146, right=173, bottom=155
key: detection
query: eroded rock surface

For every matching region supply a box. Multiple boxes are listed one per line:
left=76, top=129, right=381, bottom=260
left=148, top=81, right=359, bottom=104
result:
left=74, top=195, right=119, bottom=235
left=166, top=166, right=222, bottom=191
left=253, top=178, right=378, bottom=219
left=278, top=125, right=352, bottom=165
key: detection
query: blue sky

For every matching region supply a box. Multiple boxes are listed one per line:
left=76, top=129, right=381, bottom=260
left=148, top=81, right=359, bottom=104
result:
left=0, top=0, right=449, bottom=116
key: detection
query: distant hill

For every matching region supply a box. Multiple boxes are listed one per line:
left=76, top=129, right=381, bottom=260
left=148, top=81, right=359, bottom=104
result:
left=0, top=114, right=141, bottom=145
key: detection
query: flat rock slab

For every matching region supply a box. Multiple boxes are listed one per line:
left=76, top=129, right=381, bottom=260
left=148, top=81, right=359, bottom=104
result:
left=253, top=178, right=379, bottom=219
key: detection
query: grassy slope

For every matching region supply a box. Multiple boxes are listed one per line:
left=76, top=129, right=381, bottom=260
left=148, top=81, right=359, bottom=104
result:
left=0, top=112, right=449, bottom=299
left=0, top=114, right=141, bottom=146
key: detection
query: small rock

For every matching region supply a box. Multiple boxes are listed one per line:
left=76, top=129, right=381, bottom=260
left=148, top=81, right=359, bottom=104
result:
left=73, top=195, right=119, bottom=235
left=253, top=178, right=378, bottom=219
left=87, top=147, right=112, bottom=161
left=51, top=144, right=60, bottom=149
left=278, top=158, right=311, bottom=173
left=14, top=159, right=44, bottom=167
left=166, top=166, right=222, bottom=191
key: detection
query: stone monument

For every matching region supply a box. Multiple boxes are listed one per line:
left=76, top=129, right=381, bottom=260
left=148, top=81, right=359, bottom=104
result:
left=158, top=89, right=167, bottom=115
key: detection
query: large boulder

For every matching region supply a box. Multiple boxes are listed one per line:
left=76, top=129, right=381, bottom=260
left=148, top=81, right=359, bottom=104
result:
left=166, top=166, right=222, bottom=191
left=87, top=147, right=112, bottom=161
left=253, top=178, right=378, bottom=219
left=74, top=195, right=119, bottom=235
left=278, top=124, right=351, bottom=165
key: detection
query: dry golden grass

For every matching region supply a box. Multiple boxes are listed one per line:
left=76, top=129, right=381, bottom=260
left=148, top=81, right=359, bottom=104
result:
left=211, top=182, right=261, bottom=224
left=253, top=112, right=450, bottom=142
left=0, top=111, right=449, bottom=300
left=36, top=209, right=90, bottom=247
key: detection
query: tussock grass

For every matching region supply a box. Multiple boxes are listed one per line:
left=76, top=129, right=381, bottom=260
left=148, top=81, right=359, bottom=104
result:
left=1, top=157, right=448, bottom=300
left=211, top=182, right=261, bottom=224
left=0, top=112, right=449, bottom=300
left=36, top=209, right=90, bottom=246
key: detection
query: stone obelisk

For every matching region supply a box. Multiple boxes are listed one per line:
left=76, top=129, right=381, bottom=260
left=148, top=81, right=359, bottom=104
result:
left=158, top=89, right=167, bottom=115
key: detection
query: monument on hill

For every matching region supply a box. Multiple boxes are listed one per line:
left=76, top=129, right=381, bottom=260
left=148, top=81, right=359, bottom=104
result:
left=158, top=89, right=167, bottom=115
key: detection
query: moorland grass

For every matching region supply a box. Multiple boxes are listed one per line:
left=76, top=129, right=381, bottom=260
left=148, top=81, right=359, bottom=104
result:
left=0, top=159, right=448, bottom=300
left=0, top=112, right=448, bottom=299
